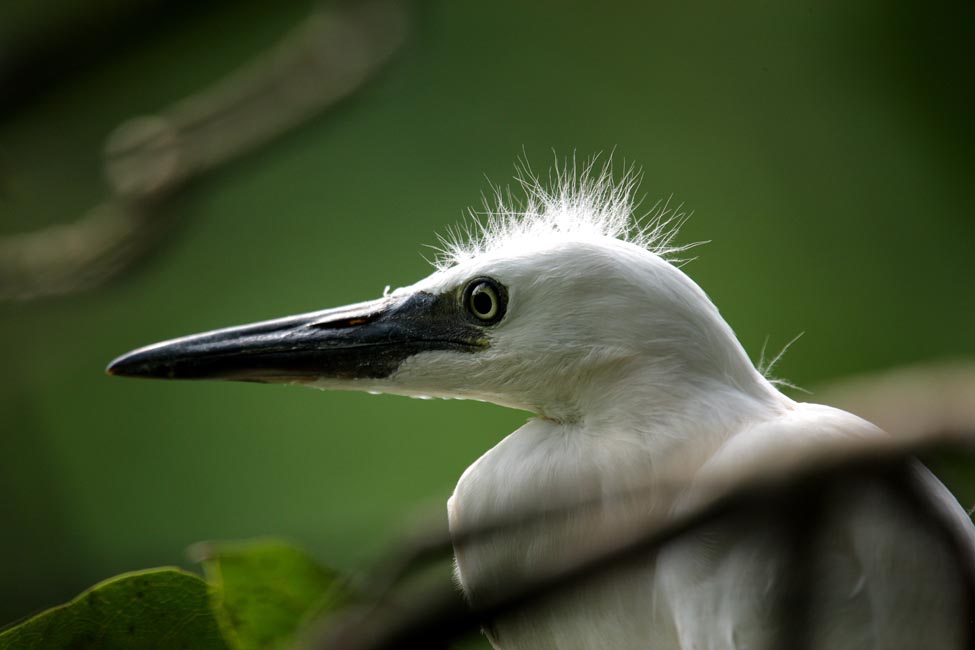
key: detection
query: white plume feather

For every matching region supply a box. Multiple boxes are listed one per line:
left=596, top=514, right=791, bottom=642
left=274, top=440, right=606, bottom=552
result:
left=432, top=154, right=696, bottom=271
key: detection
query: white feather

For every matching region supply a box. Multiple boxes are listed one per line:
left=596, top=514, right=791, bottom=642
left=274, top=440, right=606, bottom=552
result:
left=363, top=160, right=974, bottom=648
left=404, top=162, right=972, bottom=649
left=433, top=155, right=695, bottom=272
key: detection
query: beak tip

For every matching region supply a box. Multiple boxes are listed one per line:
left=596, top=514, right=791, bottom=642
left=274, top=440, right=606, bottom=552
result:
left=106, top=349, right=160, bottom=379
left=105, top=354, right=135, bottom=378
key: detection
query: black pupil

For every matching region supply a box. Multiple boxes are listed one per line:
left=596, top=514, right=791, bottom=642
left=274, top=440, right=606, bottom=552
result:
left=472, top=288, right=494, bottom=315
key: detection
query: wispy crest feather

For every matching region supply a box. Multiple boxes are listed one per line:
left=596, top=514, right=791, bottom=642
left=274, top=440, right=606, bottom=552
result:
left=432, top=155, right=694, bottom=270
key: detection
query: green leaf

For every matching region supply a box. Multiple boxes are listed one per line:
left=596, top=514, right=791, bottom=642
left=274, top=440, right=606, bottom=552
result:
left=0, top=568, right=229, bottom=650
left=193, top=538, right=353, bottom=650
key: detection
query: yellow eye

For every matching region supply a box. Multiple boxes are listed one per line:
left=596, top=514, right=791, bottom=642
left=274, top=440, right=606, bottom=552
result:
left=464, top=278, right=507, bottom=324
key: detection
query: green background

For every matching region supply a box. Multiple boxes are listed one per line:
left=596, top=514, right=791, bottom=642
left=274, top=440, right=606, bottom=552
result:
left=1, top=0, right=972, bottom=631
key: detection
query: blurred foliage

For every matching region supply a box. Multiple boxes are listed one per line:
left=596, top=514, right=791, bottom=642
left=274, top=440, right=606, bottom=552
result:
left=0, top=539, right=349, bottom=650
left=0, top=0, right=972, bottom=637
left=197, top=539, right=353, bottom=650
left=0, top=568, right=228, bottom=650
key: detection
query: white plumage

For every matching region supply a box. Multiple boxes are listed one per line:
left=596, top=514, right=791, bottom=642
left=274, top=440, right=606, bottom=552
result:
left=109, top=159, right=974, bottom=649
left=403, top=161, right=971, bottom=648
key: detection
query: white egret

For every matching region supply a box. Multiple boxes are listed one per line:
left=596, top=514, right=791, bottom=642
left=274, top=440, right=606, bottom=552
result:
left=108, top=162, right=974, bottom=649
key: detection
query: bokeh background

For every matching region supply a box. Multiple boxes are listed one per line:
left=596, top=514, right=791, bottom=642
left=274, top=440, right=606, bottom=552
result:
left=1, top=0, right=972, bottom=632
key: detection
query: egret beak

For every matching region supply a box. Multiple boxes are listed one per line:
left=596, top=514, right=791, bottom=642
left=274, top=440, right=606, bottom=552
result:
left=106, top=292, right=485, bottom=383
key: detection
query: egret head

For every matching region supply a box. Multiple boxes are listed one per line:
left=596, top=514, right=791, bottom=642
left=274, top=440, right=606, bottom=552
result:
left=108, top=161, right=771, bottom=421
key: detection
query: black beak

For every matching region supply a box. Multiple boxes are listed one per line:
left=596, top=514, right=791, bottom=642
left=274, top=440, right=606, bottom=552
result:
left=106, top=291, right=485, bottom=383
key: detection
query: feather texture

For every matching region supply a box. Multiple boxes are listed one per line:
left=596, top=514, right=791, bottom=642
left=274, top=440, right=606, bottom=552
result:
left=433, top=155, right=694, bottom=271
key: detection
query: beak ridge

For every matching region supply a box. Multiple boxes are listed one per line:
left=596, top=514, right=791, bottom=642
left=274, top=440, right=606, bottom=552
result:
left=106, top=292, right=484, bottom=383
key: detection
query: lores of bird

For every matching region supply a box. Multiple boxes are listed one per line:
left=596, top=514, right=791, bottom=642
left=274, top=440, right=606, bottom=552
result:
left=109, top=163, right=973, bottom=649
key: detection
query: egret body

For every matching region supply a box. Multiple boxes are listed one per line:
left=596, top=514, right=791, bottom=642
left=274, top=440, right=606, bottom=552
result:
left=108, top=165, right=974, bottom=649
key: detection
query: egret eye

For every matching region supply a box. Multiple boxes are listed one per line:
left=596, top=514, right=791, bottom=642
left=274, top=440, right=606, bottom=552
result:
left=463, top=278, right=507, bottom=324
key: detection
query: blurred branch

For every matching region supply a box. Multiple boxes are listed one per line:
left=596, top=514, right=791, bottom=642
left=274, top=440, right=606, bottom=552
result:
left=308, top=363, right=975, bottom=650
left=0, top=203, right=153, bottom=303
left=816, top=360, right=975, bottom=443
left=0, top=0, right=409, bottom=302
left=312, top=434, right=975, bottom=649
left=362, top=363, right=975, bottom=599
left=771, top=485, right=825, bottom=650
